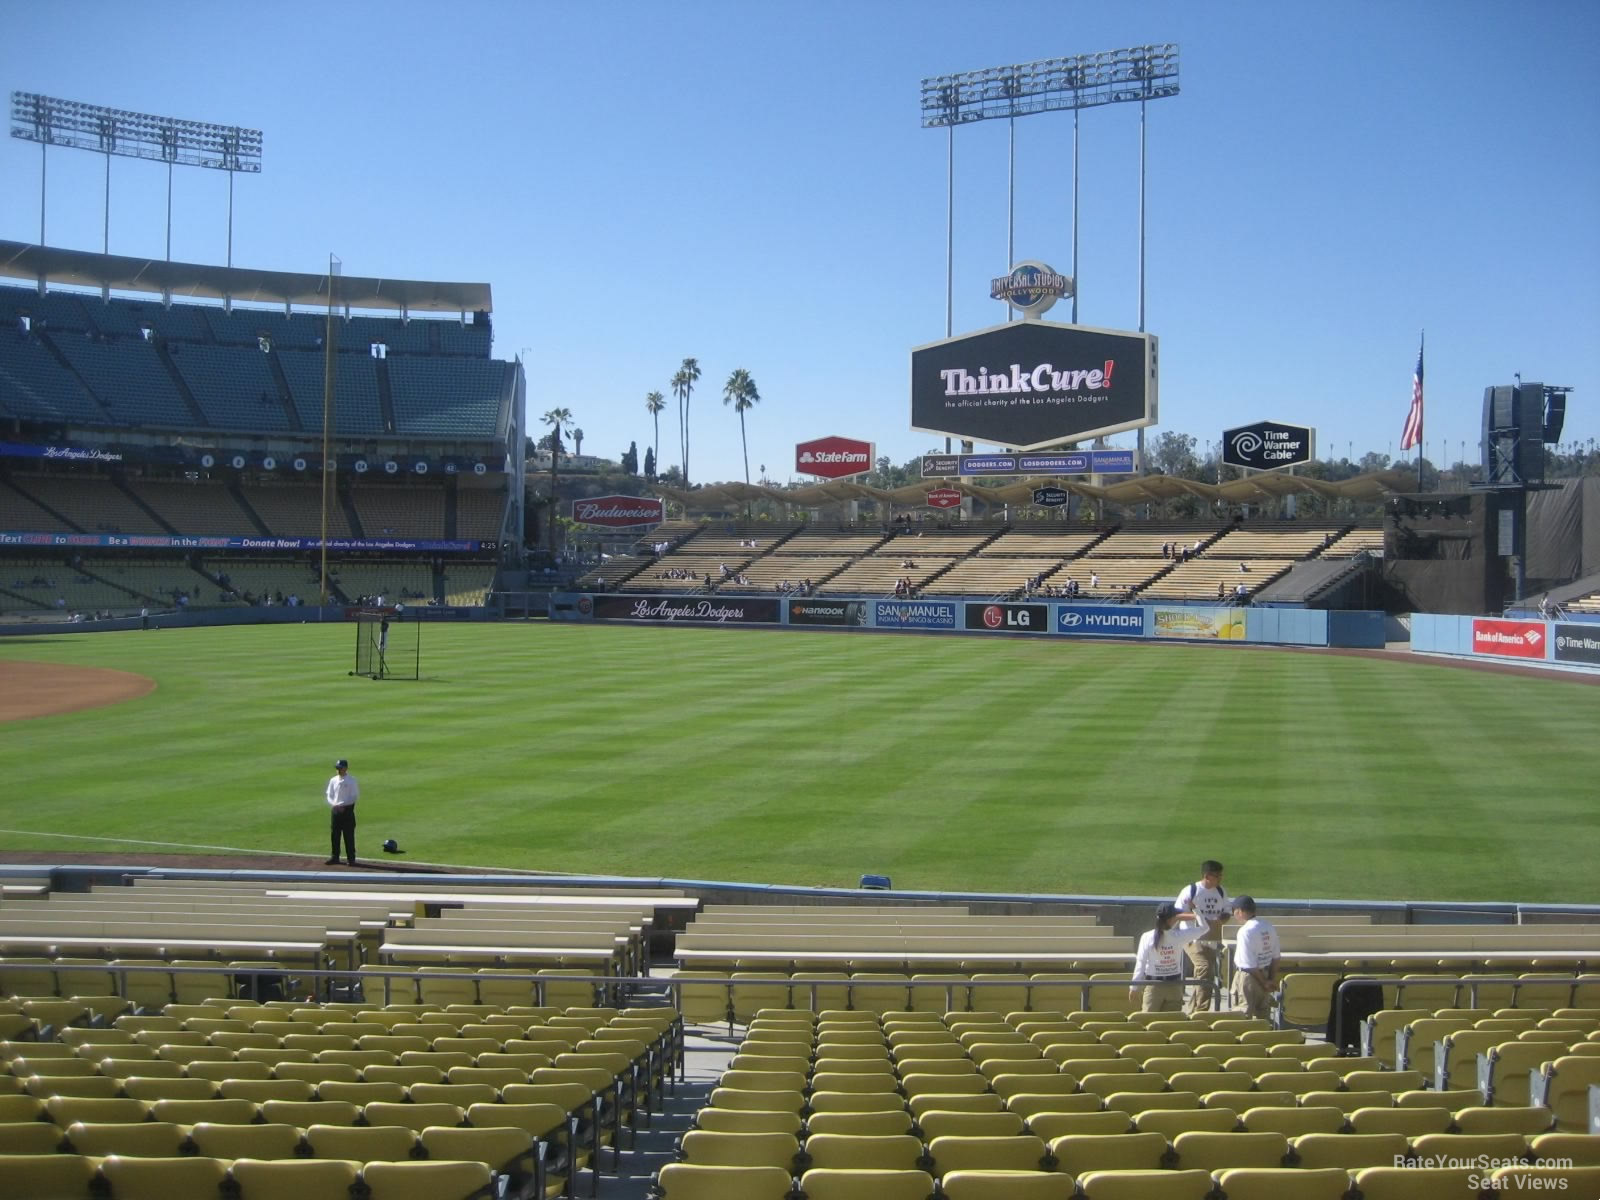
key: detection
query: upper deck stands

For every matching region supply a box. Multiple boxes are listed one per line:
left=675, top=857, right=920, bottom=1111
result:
left=0, top=284, right=507, bottom=438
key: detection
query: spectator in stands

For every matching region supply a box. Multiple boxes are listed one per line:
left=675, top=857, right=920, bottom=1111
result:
left=1230, top=895, right=1280, bottom=1018
left=1238, top=561, right=1248, bottom=573
left=1089, top=571, right=1100, bottom=590
left=1234, top=582, right=1248, bottom=600
left=1217, top=581, right=1227, bottom=601
left=1161, top=541, right=1171, bottom=559
left=1174, top=860, right=1230, bottom=1013
left=324, top=758, right=359, bottom=867
left=1130, top=903, right=1209, bottom=1012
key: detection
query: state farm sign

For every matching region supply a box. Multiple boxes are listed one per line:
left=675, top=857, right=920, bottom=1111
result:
left=796, top=435, right=873, bottom=480
left=926, top=488, right=963, bottom=509
left=570, top=495, right=664, bottom=527
left=1471, top=618, right=1546, bottom=660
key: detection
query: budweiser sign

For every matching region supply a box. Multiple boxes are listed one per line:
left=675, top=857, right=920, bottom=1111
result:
left=926, top=487, right=963, bottom=509
left=796, top=435, right=874, bottom=480
left=571, top=495, right=664, bottom=527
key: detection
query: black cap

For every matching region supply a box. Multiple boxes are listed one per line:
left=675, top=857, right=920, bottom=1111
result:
left=1156, top=902, right=1181, bottom=921
left=334, top=759, right=348, bottom=769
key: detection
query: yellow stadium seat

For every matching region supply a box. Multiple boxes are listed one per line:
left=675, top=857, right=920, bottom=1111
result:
left=1073, top=1169, right=1214, bottom=1199
left=796, top=1168, right=937, bottom=1200
left=1048, top=1131, right=1167, bottom=1174
left=1213, top=1167, right=1353, bottom=1200
left=655, top=1162, right=795, bottom=1199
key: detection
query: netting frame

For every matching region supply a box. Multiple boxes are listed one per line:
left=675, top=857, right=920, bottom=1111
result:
left=352, top=609, right=420, bottom=680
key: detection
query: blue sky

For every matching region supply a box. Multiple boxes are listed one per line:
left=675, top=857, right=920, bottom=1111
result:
left=2, top=1, right=1596, bottom=484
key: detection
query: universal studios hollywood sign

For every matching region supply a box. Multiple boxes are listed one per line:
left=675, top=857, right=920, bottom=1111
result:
left=911, top=319, right=1157, bottom=451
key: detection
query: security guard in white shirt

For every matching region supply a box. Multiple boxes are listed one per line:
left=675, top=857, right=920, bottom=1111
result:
left=325, top=758, right=359, bottom=866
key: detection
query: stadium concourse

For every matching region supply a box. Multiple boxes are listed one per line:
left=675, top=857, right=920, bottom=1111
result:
left=1, top=862, right=1598, bottom=1200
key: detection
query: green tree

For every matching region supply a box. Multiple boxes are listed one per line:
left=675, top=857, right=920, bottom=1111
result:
left=542, top=406, right=573, bottom=550
left=643, top=446, right=656, bottom=480
left=671, top=357, right=700, bottom=485
left=723, top=367, right=760, bottom=508
left=645, top=390, right=666, bottom=480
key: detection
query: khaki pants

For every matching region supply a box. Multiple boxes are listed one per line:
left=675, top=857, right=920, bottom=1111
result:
left=1140, top=979, right=1185, bottom=1013
left=1184, top=941, right=1222, bottom=1012
left=1233, top=968, right=1275, bottom=1020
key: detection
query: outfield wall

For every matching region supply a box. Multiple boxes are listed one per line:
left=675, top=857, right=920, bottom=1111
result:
left=1412, top=612, right=1600, bottom=672
left=552, top=593, right=1386, bottom=649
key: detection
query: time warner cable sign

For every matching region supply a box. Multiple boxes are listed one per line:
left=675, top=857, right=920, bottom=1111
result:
left=1222, top=420, right=1315, bottom=472
left=911, top=320, right=1157, bottom=451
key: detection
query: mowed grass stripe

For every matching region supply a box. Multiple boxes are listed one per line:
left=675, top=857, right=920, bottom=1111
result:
left=0, top=622, right=1595, bottom=901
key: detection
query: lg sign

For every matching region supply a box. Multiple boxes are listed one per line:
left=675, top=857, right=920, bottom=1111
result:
left=796, top=435, right=873, bottom=480
left=965, top=602, right=1048, bottom=632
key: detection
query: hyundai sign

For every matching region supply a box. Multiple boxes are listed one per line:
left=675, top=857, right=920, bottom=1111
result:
left=911, top=319, right=1157, bottom=451
left=1222, top=420, right=1315, bottom=472
left=1057, top=605, right=1146, bottom=636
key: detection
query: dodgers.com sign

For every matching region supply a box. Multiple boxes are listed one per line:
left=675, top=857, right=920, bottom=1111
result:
left=874, top=600, right=957, bottom=629
left=1057, top=605, right=1146, bottom=636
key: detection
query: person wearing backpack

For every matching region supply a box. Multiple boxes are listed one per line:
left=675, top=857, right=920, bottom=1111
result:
left=1174, top=859, right=1229, bottom=1013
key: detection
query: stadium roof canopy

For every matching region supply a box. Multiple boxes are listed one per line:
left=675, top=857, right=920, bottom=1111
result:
left=653, top=469, right=1414, bottom=512
left=0, top=240, right=492, bottom=314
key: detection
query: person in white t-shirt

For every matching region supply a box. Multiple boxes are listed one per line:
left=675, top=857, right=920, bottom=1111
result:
left=1129, top=903, right=1210, bottom=1012
left=1174, top=859, right=1230, bottom=1013
left=1231, top=894, right=1281, bottom=1019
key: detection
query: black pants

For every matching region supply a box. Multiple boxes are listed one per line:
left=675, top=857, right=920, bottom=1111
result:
left=330, top=805, right=357, bottom=863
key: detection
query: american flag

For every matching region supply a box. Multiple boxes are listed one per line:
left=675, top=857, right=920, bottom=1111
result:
left=1401, top=337, right=1424, bottom=451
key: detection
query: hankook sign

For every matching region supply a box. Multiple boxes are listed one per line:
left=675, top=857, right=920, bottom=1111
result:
left=911, top=319, right=1157, bottom=451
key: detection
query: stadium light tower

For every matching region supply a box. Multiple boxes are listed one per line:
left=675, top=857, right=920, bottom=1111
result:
left=9, top=91, right=262, bottom=266
left=920, top=45, right=1179, bottom=331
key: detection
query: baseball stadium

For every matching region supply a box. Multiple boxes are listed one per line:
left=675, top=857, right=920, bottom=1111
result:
left=4, top=37, right=1600, bottom=1200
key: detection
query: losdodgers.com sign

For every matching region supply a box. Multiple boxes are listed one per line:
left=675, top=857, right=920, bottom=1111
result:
left=1057, top=605, right=1146, bottom=636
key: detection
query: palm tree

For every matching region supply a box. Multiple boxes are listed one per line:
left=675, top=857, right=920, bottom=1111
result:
left=723, top=367, right=760, bottom=511
left=671, top=357, right=700, bottom=485
left=645, top=390, right=665, bottom=481
left=572, top=428, right=584, bottom=457
left=542, top=406, right=573, bottom=551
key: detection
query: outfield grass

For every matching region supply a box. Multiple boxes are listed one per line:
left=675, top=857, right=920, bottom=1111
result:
left=0, top=621, right=1595, bottom=904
